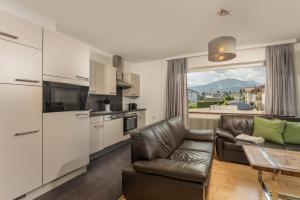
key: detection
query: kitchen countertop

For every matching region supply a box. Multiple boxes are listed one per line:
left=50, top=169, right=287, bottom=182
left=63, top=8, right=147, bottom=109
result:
left=90, top=108, right=146, bottom=116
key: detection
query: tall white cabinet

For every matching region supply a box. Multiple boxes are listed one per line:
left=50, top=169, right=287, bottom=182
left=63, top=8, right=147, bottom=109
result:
left=42, top=30, right=90, bottom=184
left=0, top=10, right=43, bottom=200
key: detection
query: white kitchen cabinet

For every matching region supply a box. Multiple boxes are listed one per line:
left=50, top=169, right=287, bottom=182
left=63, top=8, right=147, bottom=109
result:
left=0, top=38, right=42, bottom=86
left=137, top=110, right=146, bottom=128
left=43, top=29, right=89, bottom=86
left=0, top=10, right=42, bottom=49
left=89, top=116, right=104, bottom=154
left=0, top=84, right=42, bottom=200
left=90, top=60, right=116, bottom=95
left=89, top=60, right=97, bottom=93
left=43, top=111, right=90, bottom=184
left=123, top=73, right=140, bottom=97
left=103, top=117, right=123, bottom=148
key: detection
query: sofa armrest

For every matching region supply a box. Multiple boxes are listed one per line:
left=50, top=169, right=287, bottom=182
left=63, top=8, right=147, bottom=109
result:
left=185, top=129, right=214, bottom=142
left=216, top=128, right=236, bottom=142
left=133, top=158, right=209, bottom=183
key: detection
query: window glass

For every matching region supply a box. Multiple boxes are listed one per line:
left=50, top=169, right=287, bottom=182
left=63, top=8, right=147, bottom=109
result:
left=187, top=66, right=266, bottom=114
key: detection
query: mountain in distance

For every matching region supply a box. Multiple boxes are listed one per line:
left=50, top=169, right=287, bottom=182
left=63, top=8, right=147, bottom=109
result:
left=189, top=78, right=260, bottom=93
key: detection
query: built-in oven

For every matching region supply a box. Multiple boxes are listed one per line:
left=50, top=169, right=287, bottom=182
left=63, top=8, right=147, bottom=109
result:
left=43, top=81, right=89, bottom=113
left=123, top=112, right=138, bottom=134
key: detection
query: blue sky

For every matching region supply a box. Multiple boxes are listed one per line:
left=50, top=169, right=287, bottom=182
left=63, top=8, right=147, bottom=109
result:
left=187, top=66, right=266, bottom=87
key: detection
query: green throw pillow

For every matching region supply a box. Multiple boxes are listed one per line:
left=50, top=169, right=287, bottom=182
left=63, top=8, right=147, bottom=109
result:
left=283, top=122, right=300, bottom=144
left=253, top=116, right=286, bottom=144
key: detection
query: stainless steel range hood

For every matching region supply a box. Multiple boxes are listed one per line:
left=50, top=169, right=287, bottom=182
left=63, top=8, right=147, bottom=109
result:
left=113, top=55, right=131, bottom=89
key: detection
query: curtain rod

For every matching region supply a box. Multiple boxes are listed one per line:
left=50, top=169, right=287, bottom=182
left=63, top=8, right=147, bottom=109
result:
left=165, top=38, right=298, bottom=61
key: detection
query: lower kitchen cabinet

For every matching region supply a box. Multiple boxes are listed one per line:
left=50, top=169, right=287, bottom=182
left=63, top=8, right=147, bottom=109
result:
left=137, top=111, right=146, bottom=128
left=0, top=84, right=42, bottom=200
left=89, top=116, right=104, bottom=154
left=103, top=116, right=124, bottom=148
left=43, top=111, right=90, bottom=184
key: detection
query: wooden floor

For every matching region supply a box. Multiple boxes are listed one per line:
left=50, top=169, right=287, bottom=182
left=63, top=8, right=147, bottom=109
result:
left=120, top=159, right=300, bottom=200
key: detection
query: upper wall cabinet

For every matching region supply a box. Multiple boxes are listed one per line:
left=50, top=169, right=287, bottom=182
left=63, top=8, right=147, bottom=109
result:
left=0, top=10, right=42, bottom=49
left=90, top=60, right=116, bottom=95
left=0, top=39, right=42, bottom=86
left=123, top=73, right=140, bottom=97
left=43, top=29, right=89, bottom=86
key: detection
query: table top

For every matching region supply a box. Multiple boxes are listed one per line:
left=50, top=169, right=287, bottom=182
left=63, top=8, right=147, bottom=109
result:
left=243, top=145, right=300, bottom=177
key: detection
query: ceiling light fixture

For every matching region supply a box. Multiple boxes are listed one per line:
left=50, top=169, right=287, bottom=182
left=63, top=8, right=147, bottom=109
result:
left=208, top=9, right=237, bottom=62
left=208, top=36, right=236, bottom=62
left=218, top=9, right=229, bottom=16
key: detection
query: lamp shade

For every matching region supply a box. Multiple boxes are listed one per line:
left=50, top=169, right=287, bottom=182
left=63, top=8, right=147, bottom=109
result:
left=208, top=36, right=236, bottom=62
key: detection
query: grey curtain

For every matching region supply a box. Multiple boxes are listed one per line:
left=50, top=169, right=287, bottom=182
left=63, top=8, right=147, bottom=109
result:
left=265, top=43, right=297, bottom=116
left=166, top=58, right=188, bottom=127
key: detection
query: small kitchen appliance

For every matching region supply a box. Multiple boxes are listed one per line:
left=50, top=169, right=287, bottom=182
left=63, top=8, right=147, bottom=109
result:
left=128, top=103, right=137, bottom=111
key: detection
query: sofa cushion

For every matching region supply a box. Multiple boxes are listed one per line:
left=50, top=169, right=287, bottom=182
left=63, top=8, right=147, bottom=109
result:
left=166, top=117, right=187, bottom=146
left=170, top=149, right=212, bottom=163
left=178, top=140, right=213, bottom=153
left=185, top=130, right=215, bottom=142
left=133, top=158, right=210, bottom=183
left=283, top=122, right=300, bottom=144
left=253, top=116, right=286, bottom=144
left=220, top=115, right=254, bottom=136
left=130, top=117, right=187, bottom=161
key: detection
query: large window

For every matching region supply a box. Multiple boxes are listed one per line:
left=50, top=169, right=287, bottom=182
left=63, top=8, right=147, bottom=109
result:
left=187, top=66, right=266, bottom=113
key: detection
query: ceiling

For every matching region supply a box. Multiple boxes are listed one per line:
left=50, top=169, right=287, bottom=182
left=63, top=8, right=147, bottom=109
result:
left=15, top=0, right=300, bottom=62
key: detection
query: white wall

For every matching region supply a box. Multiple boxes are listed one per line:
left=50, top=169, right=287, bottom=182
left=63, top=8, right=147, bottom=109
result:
left=130, top=60, right=167, bottom=125
left=294, top=43, right=300, bottom=117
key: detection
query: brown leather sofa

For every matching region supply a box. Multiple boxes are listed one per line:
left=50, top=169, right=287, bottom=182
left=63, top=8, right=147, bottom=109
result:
left=216, top=115, right=300, bottom=164
left=122, top=117, right=214, bottom=200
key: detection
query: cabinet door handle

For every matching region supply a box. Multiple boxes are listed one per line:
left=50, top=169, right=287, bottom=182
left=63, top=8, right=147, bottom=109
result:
left=0, top=31, right=18, bottom=39
left=15, top=79, right=40, bottom=83
left=75, top=75, right=89, bottom=81
left=76, top=113, right=89, bottom=117
left=94, top=124, right=104, bottom=128
left=15, top=130, right=40, bottom=136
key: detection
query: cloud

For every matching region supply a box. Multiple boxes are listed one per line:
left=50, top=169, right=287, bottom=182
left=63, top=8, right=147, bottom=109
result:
left=187, top=66, right=266, bottom=87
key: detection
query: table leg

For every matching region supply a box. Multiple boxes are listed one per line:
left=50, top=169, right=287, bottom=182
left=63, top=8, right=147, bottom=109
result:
left=258, top=171, right=272, bottom=200
left=270, top=175, right=279, bottom=200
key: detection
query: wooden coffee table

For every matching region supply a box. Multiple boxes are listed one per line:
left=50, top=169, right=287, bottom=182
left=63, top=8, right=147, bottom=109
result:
left=243, top=145, right=300, bottom=200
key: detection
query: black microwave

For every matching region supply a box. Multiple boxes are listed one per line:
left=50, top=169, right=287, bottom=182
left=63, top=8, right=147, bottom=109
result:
left=43, top=81, right=89, bottom=113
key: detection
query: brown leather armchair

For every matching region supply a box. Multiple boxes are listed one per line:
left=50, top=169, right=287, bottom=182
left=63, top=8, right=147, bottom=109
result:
left=122, top=117, right=215, bottom=200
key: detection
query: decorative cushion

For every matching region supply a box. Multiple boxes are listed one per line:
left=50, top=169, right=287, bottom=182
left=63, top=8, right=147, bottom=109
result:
left=283, top=122, right=300, bottom=144
left=253, top=116, right=286, bottom=144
